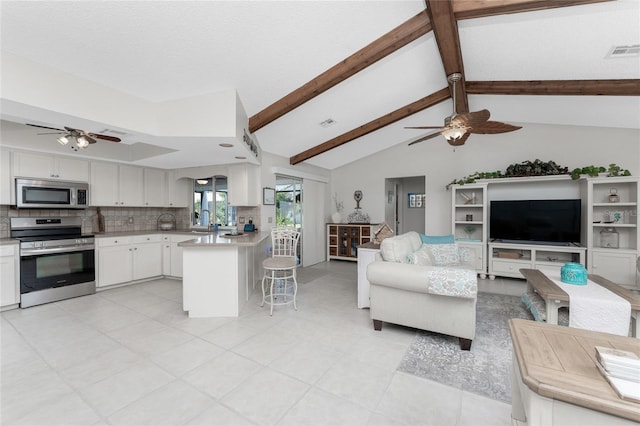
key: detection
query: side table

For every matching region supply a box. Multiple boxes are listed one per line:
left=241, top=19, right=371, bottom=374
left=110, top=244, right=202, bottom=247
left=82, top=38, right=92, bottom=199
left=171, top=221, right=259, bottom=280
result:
left=357, top=241, right=380, bottom=308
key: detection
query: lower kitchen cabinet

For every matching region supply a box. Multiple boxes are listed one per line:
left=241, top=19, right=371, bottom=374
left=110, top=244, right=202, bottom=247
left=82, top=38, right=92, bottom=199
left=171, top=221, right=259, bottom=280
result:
left=162, top=234, right=194, bottom=277
left=0, top=244, right=20, bottom=309
left=97, top=235, right=162, bottom=287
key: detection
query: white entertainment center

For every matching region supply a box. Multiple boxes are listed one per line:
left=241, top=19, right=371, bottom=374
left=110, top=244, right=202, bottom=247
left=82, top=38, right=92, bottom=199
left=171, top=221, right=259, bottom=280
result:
left=450, top=175, right=639, bottom=288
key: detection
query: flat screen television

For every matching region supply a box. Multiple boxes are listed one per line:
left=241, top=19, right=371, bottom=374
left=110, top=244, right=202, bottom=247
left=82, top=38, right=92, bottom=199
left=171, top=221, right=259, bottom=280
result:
left=490, top=199, right=581, bottom=245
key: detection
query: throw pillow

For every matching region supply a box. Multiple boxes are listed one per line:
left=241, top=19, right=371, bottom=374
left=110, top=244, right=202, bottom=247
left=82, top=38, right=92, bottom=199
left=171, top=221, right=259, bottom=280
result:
left=406, top=244, right=435, bottom=266
left=426, top=243, right=460, bottom=266
left=420, top=234, right=455, bottom=245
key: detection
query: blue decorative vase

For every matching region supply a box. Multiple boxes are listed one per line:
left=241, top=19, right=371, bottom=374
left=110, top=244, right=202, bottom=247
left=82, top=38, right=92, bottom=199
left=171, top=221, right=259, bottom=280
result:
left=560, top=262, right=587, bottom=285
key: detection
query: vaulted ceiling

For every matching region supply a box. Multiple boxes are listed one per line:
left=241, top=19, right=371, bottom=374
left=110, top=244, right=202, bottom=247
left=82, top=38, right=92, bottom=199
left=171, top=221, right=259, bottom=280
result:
left=1, top=0, right=638, bottom=170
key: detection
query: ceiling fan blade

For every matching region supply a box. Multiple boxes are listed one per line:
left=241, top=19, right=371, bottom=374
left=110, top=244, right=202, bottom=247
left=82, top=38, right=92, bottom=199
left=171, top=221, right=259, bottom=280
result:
left=408, top=131, right=442, bottom=146
left=88, top=133, right=121, bottom=143
left=447, top=132, right=471, bottom=147
left=468, top=121, right=522, bottom=134
left=36, top=132, right=65, bottom=135
left=26, top=123, right=65, bottom=131
left=451, top=109, right=490, bottom=127
left=405, top=126, right=446, bottom=130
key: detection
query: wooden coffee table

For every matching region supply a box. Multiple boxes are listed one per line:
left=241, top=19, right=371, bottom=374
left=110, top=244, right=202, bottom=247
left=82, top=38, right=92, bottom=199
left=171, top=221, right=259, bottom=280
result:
left=510, top=318, right=640, bottom=425
left=520, top=268, right=640, bottom=338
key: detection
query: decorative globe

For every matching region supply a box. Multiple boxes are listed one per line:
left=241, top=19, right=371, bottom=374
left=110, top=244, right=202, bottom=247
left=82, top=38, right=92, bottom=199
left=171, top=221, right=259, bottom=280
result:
left=560, top=262, right=587, bottom=285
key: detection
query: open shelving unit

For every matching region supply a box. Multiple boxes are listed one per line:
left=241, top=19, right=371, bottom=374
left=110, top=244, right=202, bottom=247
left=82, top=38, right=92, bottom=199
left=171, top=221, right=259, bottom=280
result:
left=583, top=176, right=639, bottom=288
left=450, top=183, right=487, bottom=278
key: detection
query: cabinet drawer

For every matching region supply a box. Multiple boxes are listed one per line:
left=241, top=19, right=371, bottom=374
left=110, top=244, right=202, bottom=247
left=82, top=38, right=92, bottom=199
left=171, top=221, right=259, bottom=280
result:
left=329, top=225, right=337, bottom=236
left=131, top=234, right=162, bottom=244
left=329, top=247, right=337, bottom=256
left=329, top=236, right=337, bottom=246
left=98, top=236, right=132, bottom=247
left=491, top=260, right=530, bottom=276
left=362, top=227, right=371, bottom=237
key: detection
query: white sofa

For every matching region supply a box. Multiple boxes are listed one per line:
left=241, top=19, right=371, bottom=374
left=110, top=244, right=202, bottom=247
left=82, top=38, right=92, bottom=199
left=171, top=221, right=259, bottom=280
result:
left=366, top=231, right=478, bottom=350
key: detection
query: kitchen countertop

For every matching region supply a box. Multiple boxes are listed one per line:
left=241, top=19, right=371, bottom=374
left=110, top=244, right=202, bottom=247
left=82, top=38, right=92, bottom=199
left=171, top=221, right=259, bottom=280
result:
left=0, top=238, right=19, bottom=246
left=178, top=231, right=270, bottom=247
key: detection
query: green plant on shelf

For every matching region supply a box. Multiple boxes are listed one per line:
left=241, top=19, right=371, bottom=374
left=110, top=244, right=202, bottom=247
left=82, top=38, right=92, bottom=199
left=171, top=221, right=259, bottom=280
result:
left=463, top=225, right=477, bottom=238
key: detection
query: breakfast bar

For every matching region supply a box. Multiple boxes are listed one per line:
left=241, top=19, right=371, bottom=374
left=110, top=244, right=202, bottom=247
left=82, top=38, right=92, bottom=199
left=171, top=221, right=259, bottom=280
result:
left=179, top=231, right=270, bottom=318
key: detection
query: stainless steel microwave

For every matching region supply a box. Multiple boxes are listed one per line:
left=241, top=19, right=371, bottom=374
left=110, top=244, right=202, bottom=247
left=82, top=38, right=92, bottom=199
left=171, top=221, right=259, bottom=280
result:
left=16, top=178, right=89, bottom=209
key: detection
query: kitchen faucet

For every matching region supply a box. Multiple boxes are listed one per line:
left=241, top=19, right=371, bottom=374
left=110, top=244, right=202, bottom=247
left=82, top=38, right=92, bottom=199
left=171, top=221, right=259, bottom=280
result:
left=201, top=209, right=213, bottom=231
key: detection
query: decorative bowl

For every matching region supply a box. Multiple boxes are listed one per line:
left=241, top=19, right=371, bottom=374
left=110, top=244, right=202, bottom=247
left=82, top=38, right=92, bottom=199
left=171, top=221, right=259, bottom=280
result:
left=560, top=262, right=587, bottom=285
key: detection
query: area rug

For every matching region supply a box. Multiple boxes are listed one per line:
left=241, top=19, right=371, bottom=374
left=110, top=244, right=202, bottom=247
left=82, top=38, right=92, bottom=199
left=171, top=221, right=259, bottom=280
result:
left=397, top=293, right=533, bottom=403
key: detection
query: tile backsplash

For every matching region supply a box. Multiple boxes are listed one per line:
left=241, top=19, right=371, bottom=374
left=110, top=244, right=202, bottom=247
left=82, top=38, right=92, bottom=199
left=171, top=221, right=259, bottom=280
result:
left=0, top=205, right=191, bottom=237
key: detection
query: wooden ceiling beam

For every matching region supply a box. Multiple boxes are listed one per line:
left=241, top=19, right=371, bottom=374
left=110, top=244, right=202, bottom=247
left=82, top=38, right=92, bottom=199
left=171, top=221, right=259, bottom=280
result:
left=466, top=79, right=640, bottom=96
left=289, top=88, right=450, bottom=165
left=426, top=0, right=468, bottom=114
left=452, top=0, right=613, bottom=20
left=248, top=10, right=432, bottom=133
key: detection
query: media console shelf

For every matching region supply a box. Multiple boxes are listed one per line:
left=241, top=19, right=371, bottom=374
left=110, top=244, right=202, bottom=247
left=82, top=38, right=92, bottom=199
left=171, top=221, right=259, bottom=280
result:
left=488, top=241, right=586, bottom=280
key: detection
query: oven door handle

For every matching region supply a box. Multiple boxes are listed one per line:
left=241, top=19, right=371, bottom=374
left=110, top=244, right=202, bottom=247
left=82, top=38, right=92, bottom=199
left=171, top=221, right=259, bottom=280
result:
left=21, top=244, right=94, bottom=256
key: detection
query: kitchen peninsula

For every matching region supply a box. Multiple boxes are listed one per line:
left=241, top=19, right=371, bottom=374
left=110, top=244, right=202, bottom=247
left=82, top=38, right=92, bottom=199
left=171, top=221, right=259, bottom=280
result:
left=179, top=231, right=270, bottom=317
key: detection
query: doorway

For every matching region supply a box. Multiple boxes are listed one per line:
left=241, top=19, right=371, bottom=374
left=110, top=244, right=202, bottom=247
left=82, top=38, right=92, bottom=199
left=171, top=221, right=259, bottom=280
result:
left=385, top=176, right=426, bottom=235
left=275, top=175, right=302, bottom=263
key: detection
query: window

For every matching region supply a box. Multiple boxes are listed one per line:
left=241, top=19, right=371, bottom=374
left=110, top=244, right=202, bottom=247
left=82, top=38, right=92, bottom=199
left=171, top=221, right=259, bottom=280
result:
left=193, top=176, right=236, bottom=227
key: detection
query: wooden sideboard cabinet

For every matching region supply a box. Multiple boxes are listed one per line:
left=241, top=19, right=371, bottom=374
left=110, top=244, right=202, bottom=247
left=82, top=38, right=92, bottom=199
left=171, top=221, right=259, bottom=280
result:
left=327, top=223, right=377, bottom=261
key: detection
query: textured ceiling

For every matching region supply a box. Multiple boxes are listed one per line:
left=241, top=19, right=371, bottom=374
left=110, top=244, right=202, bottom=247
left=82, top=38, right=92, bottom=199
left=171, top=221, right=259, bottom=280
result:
left=1, top=0, right=638, bottom=170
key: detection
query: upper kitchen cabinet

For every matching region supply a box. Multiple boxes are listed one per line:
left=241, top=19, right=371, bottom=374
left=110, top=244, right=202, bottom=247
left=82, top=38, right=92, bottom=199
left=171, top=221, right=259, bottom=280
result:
left=90, top=161, right=144, bottom=206
left=13, top=151, right=89, bottom=182
left=227, top=164, right=259, bottom=206
left=143, top=168, right=166, bottom=207
left=166, top=172, right=191, bottom=208
left=0, top=149, right=12, bottom=205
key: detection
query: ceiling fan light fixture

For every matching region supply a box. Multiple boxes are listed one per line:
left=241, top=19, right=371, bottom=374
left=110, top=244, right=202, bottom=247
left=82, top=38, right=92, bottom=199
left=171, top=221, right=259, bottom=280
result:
left=442, top=128, right=465, bottom=141
left=76, top=135, right=90, bottom=148
left=57, top=135, right=70, bottom=145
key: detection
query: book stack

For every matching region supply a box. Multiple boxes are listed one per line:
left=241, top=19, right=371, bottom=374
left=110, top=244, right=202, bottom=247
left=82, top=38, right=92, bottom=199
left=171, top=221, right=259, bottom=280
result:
left=595, top=346, right=640, bottom=403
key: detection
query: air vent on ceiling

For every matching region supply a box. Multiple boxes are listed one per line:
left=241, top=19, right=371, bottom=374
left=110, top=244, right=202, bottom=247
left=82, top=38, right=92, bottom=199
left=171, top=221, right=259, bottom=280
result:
left=319, top=118, right=336, bottom=128
left=607, top=44, right=640, bottom=58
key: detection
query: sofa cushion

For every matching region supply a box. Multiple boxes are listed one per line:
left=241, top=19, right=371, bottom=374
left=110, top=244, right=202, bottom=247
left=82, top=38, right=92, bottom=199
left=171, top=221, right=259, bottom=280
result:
left=426, top=243, right=460, bottom=266
left=420, top=234, right=455, bottom=244
left=380, top=231, right=422, bottom=263
left=407, top=244, right=435, bottom=266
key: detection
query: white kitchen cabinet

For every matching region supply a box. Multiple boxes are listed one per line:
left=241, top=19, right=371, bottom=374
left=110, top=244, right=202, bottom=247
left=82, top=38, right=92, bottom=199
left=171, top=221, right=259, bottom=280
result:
left=162, top=235, right=171, bottom=276
left=97, top=236, right=133, bottom=287
left=227, top=164, right=259, bottom=206
left=118, top=165, right=144, bottom=206
left=90, top=161, right=144, bottom=206
left=0, top=149, right=12, bottom=205
left=131, top=235, right=162, bottom=280
left=13, top=151, right=89, bottom=182
left=0, top=244, right=20, bottom=309
left=166, top=174, right=191, bottom=207
left=97, top=234, right=162, bottom=287
left=162, top=234, right=193, bottom=277
left=144, top=168, right=166, bottom=207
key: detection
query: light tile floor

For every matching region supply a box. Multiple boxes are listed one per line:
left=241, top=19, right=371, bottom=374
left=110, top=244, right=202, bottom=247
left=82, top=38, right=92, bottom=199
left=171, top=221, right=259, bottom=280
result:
left=1, top=261, right=520, bottom=426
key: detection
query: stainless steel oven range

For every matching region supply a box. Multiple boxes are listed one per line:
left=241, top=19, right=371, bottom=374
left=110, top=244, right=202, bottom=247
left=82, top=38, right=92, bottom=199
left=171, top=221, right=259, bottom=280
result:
left=10, top=217, right=95, bottom=308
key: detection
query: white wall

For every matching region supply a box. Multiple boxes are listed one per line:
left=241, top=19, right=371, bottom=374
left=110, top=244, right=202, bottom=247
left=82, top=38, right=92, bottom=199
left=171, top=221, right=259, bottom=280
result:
left=331, top=123, right=640, bottom=235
